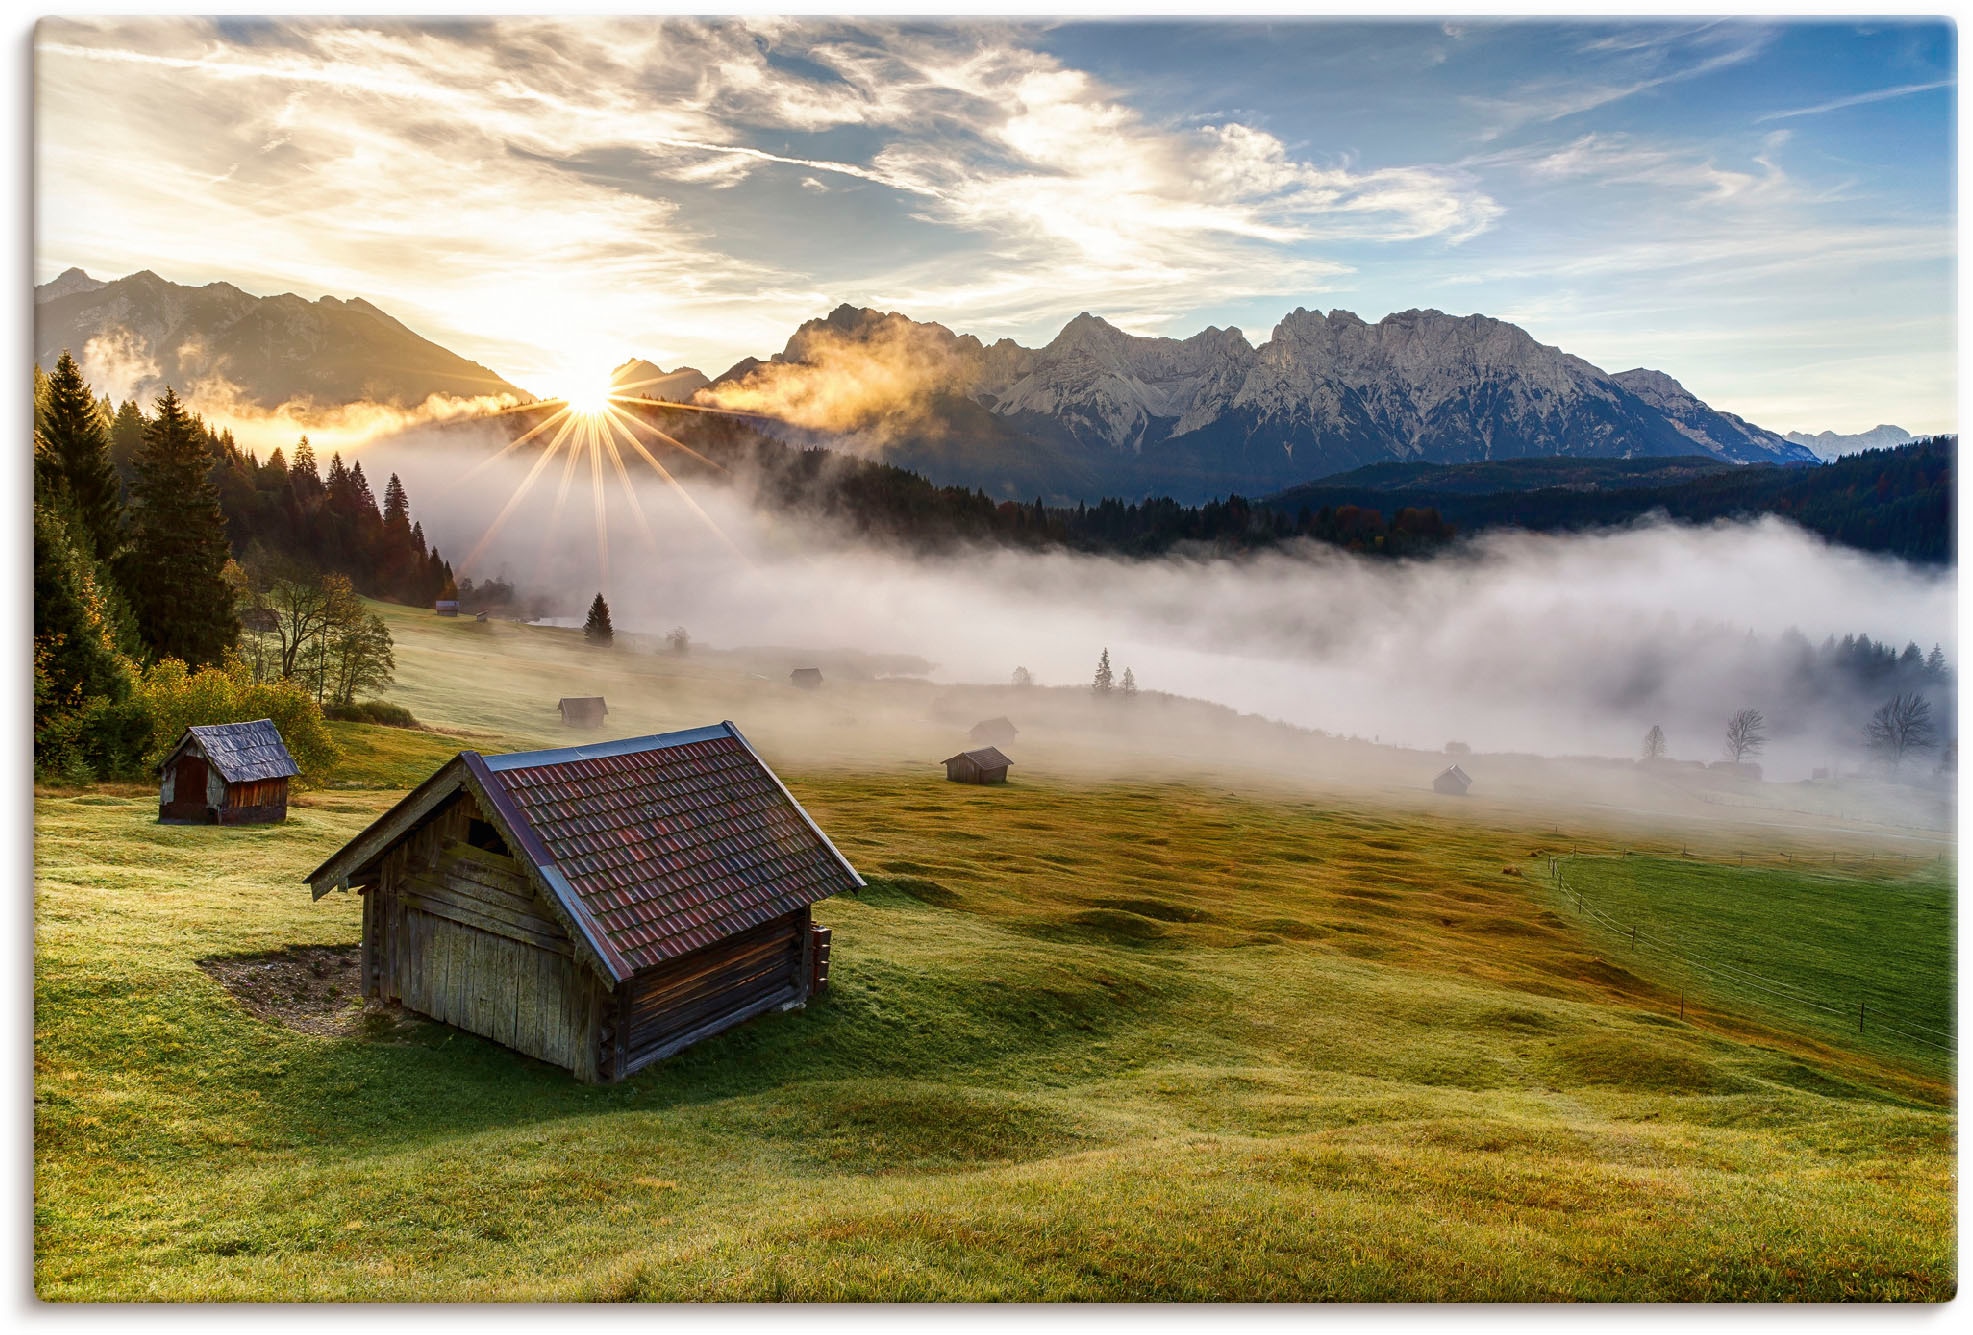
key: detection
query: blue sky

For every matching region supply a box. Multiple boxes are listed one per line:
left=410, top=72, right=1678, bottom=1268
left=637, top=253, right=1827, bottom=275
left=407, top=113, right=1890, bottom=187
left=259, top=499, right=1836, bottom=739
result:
left=34, top=16, right=1956, bottom=433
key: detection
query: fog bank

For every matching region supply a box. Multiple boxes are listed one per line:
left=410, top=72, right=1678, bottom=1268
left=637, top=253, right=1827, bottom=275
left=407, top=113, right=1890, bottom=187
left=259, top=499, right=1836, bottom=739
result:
left=373, top=438, right=1956, bottom=783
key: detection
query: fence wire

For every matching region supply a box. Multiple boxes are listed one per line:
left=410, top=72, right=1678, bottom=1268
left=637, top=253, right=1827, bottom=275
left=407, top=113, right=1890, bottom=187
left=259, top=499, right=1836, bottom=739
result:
left=1551, top=856, right=1955, bottom=1057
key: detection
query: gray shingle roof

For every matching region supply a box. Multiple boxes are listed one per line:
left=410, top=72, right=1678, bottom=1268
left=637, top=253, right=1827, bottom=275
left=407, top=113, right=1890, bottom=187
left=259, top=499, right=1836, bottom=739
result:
left=167, top=719, right=300, bottom=783
left=944, top=746, right=1012, bottom=769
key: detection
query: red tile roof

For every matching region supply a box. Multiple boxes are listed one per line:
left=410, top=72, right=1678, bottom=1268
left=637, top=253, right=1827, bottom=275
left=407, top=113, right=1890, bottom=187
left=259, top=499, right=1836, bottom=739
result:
left=470, top=723, right=861, bottom=973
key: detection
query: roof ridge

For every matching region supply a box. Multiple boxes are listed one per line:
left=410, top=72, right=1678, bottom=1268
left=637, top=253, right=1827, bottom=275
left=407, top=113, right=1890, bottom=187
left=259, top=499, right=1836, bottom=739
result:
left=480, top=721, right=737, bottom=772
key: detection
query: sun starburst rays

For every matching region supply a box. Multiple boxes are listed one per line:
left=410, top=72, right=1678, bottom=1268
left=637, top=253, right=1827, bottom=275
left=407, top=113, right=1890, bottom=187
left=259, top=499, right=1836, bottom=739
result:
left=457, top=385, right=752, bottom=592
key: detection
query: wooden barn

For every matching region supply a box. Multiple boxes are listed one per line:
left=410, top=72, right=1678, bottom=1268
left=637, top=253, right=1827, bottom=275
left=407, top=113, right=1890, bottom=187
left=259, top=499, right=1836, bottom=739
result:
left=158, top=719, right=299, bottom=825
left=790, top=667, right=823, bottom=689
left=1432, top=764, right=1472, bottom=796
left=969, top=717, right=1019, bottom=747
left=435, top=600, right=460, bottom=617
left=304, top=722, right=862, bottom=1083
left=558, top=696, right=608, bottom=728
left=944, top=746, right=1012, bottom=784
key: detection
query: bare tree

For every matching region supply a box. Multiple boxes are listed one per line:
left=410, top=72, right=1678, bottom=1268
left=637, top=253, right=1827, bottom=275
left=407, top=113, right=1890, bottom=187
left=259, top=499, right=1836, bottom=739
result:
left=665, top=626, right=690, bottom=654
left=1723, top=709, right=1767, bottom=763
left=1642, top=724, right=1666, bottom=761
left=1121, top=667, right=1138, bottom=701
left=1011, top=666, right=1033, bottom=688
left=1865, top=692, right=1936, bottom=772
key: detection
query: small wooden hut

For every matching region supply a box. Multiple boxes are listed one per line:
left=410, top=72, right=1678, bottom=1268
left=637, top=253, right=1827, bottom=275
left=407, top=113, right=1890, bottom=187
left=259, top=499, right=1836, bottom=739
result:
left=305, top=722, right=862, bottom=1083
left=969, top=717, right=1019, bottom=747
left=435, top=600, right=460, bottom=617
left=790, top=667, right=823, bottom=689
left=1432, top=764, right=1472, bottom=796
left=558, top=696, right=608, bottom=728
left=944, top=746, right=1012, bottom=785
left=158, top=719, right=299, bottom=825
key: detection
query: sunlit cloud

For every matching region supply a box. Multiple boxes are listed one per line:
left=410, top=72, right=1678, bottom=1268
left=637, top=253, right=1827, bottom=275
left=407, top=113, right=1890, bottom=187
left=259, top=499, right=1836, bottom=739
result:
left=32, top=16, right=1955, bottom=436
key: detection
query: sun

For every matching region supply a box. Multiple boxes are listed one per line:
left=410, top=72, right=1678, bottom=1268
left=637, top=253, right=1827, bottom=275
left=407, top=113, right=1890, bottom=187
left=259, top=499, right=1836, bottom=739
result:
left=555, top=368, right=618, bottom=417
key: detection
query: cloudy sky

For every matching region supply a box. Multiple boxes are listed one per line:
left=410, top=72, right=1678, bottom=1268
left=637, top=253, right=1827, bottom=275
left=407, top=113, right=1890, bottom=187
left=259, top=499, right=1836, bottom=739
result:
left=34, top=15, right=1956, bottom=433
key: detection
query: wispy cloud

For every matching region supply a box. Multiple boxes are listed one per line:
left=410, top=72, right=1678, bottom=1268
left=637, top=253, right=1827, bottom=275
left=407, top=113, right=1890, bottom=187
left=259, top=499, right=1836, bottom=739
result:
left=1756, top=78, right=1953, bottom=123
left=35, top=17, right=1497, bottom=389
left=1465, top=23, right=1773, bottom=138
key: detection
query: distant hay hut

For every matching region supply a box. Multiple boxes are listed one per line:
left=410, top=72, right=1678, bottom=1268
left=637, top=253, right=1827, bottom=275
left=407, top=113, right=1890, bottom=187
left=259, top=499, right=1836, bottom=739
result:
left=158, top=719, right=299, bottom=825
left=969, top=717, right=1019, bottom=748
left=558, top=697, right=608, bottom=728
left=435, top=600, right=460, bottom=617
left=304, top=722, right=863, bottom=1083
left=790, top=667, right=823, bottom=690
left=1709, top=760, right=1763, bottom=782
left=944, top=746, right=1012, bottom=785
left=1432, top=764, right=1472, bottom=796
left=240, top=607, right=280, bottom=634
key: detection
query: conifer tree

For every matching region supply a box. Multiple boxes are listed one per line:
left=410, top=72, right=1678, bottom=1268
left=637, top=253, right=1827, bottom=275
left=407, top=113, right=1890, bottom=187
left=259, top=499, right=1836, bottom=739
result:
left=1121, top=666, right=1137, bottom=700
left=36, top=352, right=125, bottom=563
left=107, top=400, right=147, bottom=484
left=123, top=387, right=239, bottom=667
left=383, top=474, right=411, bottom=542
left=291, top=437, right=322, bottom=498
left=584, top=592, right=614, bottom=645
left=1092, top=648, right=1113, bottom=695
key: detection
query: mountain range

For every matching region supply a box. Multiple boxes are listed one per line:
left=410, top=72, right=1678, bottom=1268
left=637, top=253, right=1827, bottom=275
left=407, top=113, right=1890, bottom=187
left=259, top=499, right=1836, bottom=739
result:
left=692, top=303, right=1818, bottom=500
left=37, top=267, right=1829, bottom=502
left=1782, top=424, right=1915, bottom=461
left=34, top=268, right=528, bottom=412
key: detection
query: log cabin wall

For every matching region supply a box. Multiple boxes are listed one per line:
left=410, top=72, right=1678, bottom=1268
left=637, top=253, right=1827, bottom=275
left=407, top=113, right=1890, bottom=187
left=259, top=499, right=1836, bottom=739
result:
left=364, top=792, right=605, bottom=1080
left=216, top=776, right=289, bottom=824
left=611, top=907, right=810, bottom=1079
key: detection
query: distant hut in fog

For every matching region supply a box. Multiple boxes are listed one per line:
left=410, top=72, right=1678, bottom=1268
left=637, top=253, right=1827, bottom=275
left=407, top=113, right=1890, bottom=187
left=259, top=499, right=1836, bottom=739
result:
left=435, top=600, right=460, bottom=617
left=158, top=719, right=298, bottom=825
left=241, top=607, right=279, bottom=634
left=790, top=667, right=823, bottom=690
left=944, top=746, right=1012, bottom=785
left=969, top=717, right=1019, bottom=748
left=558, top=696, right=608, bottom=728
left=1432, top=764, right=1471, bottom=796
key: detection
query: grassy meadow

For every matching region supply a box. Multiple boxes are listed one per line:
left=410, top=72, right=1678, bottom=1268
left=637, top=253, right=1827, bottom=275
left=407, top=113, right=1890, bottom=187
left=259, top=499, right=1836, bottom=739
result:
left=32, top=604, right=1957, bottom=1300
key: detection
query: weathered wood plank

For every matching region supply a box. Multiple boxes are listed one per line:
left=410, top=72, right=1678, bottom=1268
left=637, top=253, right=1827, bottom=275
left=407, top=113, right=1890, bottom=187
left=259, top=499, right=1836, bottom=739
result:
left=398, top=884, right=574, bottom=955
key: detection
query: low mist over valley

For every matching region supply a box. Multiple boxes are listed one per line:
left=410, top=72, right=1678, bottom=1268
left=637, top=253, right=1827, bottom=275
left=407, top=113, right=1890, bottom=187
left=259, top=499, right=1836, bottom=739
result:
left=371, top=426, right=1955, bottom=786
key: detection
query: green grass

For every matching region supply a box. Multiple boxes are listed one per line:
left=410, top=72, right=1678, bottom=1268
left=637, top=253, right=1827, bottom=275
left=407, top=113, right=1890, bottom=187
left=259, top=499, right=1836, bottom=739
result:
left=1549, top=854, right=1954, bottom=1075
left=31, top=607, right=1958, bottom=1301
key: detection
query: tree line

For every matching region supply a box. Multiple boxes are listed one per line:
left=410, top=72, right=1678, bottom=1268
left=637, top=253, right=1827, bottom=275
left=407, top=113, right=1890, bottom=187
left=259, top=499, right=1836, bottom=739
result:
left=33, top=352, right=454, bottom=780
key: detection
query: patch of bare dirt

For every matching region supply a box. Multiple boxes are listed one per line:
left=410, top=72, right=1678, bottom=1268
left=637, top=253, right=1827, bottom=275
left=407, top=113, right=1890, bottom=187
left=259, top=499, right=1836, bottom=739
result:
left=197, top=945, right=422, bottom=1038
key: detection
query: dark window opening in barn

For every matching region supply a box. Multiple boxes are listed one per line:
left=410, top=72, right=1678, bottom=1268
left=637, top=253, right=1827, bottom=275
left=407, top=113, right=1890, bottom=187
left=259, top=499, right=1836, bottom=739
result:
left=466, top=818, right=510, bottom=857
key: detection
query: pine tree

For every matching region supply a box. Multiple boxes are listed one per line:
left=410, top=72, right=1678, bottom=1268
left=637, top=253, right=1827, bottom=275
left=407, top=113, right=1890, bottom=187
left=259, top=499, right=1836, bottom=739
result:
left=584, top=592, right=615, bottom=646
left=383, top=473, right=411, bottom=540
left=107, top=400, right=147, bottom=484
left=1121, top=666, right=1137, bottom=700
left=36, top=352, right=126, bottom=562
left=291, top=437, right=322, bottom=499
left=1092, top=648, right=1113, bottom=695
left=123, top=387, right=240, bottom=667
left=1642, top=724, right=1666, bottom=760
